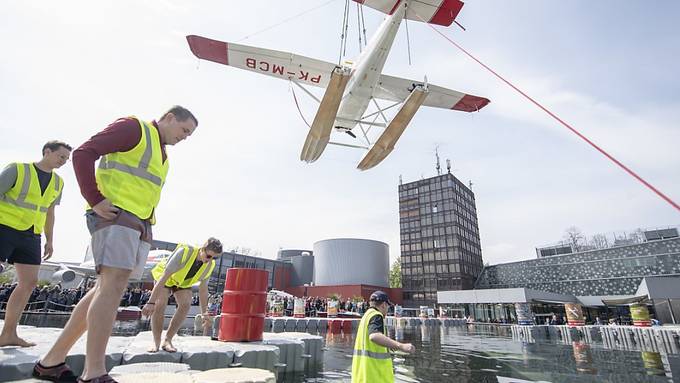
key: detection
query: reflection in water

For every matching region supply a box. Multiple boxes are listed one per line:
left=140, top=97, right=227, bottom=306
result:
left=572, top=342, right=597, bottom=374
left=641, top=351, right=666, bottom=376
left=289, top=324, right=678, bottom=382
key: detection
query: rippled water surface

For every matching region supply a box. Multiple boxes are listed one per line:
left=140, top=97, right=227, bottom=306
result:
left=285, top=324, right=679, bottom=382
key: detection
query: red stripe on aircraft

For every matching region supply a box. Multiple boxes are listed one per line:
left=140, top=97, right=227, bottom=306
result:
left=186, top=35, right=229, bottom=65
left=452, top=94, right=490, bottom=112
left=388, top=0, right=402, bottom=15
left=429, top=0, right=464, bottom=27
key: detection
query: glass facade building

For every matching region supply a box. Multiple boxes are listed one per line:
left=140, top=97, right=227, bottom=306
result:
left=475, top=238, right=680, bottom=296
left=399, top=173, right=483, bottom=307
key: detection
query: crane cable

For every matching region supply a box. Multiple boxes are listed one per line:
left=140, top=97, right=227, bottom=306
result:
left=413, top=12, right=679, bottom=213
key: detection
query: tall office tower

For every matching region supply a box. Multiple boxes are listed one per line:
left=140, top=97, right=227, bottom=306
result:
left=398, top=171, right=483, bottom=307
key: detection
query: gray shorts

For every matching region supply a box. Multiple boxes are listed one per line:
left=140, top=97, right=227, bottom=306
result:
left=86, top=209, right=153, bottom=280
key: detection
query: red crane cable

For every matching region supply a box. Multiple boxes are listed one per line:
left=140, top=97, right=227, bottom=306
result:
left=415, top=14, right=679, bottom=213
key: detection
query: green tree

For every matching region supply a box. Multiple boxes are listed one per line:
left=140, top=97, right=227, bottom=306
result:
left=389, top=258, right=402, bottom=288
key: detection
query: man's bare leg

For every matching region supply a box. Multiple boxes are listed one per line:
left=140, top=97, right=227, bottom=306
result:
left=162, top=289, right=192, bottom=353
left=39, top=285, right=97, bottom=367
left=0, top=263, right=39, bottom=347
left=80, top=266, right=131, bottom=380
left=148, top=287, right=170, bottom=353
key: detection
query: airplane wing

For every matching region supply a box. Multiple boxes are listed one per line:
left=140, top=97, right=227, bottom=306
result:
left=41, top=261, right=97, bottom=277
left=374, top=74, right=490, bottom=112
left=186, top=35, right=338, bottom=88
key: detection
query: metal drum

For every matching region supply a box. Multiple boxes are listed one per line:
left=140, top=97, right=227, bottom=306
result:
left=219, top=268, right=268, bottom=342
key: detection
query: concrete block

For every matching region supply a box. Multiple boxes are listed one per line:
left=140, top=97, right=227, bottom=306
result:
left=178, top=336, right=236, bottom=370
left=317, top=319, right=328, bottom=333
left=272, top=318, right=285, bottom=333
left=110, top=362, right=190, bottom=375
left=295, top=318, right=308, bottom=331
left=263, top=317, right=273, bottom=332
left=112, top=372, right=193, bottom=383
left=261, top=337, right=304, bottom=372
left=227, top=342, right=279, bottom=372
left=306, top=318, right=319, bottom=332
left=0, top=342, right=52, bottom=381
left=59, top=334, right=132, bottom=376
left=285, top=318, right=297, bottom=332
left=265, top=332, right=324, bottom=367
left=122, top=332, right=181, bottom=365
left=192, top=367, right=275, bottom=383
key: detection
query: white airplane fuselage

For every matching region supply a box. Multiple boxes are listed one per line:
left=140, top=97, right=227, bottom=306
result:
left=335, top=1, right=408, bottom=130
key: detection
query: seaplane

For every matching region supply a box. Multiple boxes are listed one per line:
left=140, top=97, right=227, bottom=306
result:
left=38, top=248, right=172, bottom=284
left=186, top=0, right=489, bottom=170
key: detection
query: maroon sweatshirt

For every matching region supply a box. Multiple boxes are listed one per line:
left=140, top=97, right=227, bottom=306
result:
left=72, top=117, right=167, bottom=207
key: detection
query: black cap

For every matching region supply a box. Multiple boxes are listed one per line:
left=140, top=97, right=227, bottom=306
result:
left=369, top=290, right=393, bottom=305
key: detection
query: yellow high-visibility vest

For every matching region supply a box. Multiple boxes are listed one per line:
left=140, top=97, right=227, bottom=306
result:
left=95, top=117, right=168, bottom=223
left=151, top=244, right=215, bottom=289
left=351, top=307, right=393, bottom=383
left=0, top=163, right=62, bottom=234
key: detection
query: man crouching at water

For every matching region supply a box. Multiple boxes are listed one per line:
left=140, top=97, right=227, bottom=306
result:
left=352, top=291, right=415, bottom=383
left=142, top=238, right=222, bottom=352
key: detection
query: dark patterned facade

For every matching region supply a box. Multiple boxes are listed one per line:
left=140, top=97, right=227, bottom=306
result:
left=399, top=173, right=483, bottom=307
left=475, top=238, right=680, bottom=296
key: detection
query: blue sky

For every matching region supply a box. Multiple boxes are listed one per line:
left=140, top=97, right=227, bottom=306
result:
left=1, top=0, right=678, bottom=266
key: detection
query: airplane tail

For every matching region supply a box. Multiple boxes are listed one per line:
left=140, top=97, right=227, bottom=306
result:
left=353, top=0, right=464, bottom=27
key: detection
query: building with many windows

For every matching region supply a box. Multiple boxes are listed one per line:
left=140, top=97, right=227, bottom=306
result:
left=398, top=172, right=484, bottom=307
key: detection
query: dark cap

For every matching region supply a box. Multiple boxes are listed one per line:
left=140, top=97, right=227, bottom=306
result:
left=369, top=290, right=393, bottom=305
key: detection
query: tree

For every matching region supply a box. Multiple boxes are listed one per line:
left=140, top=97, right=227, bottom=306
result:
left=389, top=258, right=402, bottom=288
left=563, top=226, right=585, bottom=252
left=589, top=233, right=609, bottom=250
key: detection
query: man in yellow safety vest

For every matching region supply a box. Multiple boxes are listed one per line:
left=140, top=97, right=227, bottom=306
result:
left=352, top=291, right=415, bottom=383
left=0, top=140, right=71, bottom=348
left=143, top=238, right=223, bottom=353
left=34, top=106, right=198, bottom=383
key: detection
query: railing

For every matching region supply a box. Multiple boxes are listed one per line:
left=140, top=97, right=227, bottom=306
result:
left=0, top=300, right=77, bottom=313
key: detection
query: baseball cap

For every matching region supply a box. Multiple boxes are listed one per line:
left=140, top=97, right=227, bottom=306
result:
left=369, top=290, right=394, bottom=305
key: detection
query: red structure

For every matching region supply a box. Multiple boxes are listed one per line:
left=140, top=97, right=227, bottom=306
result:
left=285, top=284, right=402, bottom=305
left=219, top=268, right=268, bottom=341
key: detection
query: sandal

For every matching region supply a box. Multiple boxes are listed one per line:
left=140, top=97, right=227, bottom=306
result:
left=77, top=374, right=118, bottom=383
left=32, top=361, right=78, bottom=382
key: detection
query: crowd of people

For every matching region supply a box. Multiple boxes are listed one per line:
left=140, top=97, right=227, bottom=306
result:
left=0, top=282, right=210, bottom=313
left=0, top=283, right=88, bottom=312
left=276, top=296, right=370, bottom=317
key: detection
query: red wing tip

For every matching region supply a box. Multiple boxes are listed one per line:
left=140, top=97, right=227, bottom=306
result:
left=452, top=95, right=490, bottom=112
left=185, top=35, right=229, bottom=65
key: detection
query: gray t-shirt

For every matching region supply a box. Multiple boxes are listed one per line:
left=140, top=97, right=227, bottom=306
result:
left=164, top=247, right=212, bottom=284
left=0, top=163, right=62, bottom=207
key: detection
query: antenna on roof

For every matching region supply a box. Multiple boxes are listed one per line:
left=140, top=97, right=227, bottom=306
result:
left=469, top=180, right=474, bottom=190
left=399, top=175, right=403, bottom=185
left=446, top=159, right=451, bottom=174
left=435, top=146, right=441, bottom=175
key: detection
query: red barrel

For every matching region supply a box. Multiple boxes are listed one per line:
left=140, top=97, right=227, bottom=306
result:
left=219, top=268, right=268, bottom=342
left=329, top=319, right=342, bottom=333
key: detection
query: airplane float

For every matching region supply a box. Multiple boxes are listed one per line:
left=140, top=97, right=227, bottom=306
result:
left=186, top=0, right=489, bottom=170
